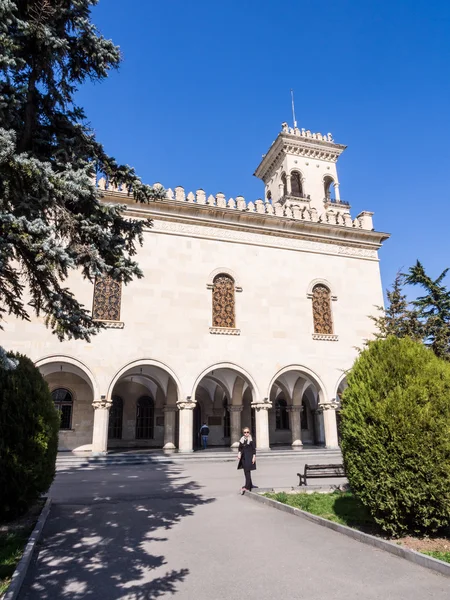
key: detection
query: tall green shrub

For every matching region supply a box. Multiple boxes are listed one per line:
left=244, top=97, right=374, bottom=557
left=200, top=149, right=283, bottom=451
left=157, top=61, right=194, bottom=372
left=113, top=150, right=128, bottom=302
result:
left=0, top=354, right=59, bottom=521
left=340, top=337, right=450, bottom=537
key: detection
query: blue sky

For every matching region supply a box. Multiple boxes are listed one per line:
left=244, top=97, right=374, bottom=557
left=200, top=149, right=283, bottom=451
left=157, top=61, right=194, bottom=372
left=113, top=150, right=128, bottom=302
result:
left=78, top=0, right=450, bottom=292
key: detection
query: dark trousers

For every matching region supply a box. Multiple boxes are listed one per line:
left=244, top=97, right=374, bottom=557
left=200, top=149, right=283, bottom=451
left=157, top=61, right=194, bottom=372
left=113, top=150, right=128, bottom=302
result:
left=244, top=469, right=253, bottom=490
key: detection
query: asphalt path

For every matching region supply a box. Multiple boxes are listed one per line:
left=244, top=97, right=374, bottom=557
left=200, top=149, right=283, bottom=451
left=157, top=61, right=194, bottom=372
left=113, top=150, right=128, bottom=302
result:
left=19, top=458, right=449, bottom=599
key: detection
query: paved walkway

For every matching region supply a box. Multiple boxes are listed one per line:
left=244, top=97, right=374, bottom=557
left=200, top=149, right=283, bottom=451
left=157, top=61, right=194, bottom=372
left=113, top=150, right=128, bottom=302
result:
left=20, top=457, right=449, bottom=599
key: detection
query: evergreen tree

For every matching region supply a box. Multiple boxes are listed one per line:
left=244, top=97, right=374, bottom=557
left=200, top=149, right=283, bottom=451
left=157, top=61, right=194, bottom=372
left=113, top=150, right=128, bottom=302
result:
left=405, top=261, right=450, bottom=360
left=370, top=272, right=423, bottom=341
left=0, top=0, right=164, bottom=343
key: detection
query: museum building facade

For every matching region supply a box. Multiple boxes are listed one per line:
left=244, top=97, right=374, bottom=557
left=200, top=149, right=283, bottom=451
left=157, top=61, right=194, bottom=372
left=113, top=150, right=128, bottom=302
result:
left=3, top=123, right=389, bottom=453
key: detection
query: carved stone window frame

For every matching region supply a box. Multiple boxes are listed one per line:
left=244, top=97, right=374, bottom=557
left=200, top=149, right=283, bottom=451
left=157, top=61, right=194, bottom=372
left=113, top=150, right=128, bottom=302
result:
left=92, top=276, right=125, bottom=329
left=307, top=279, right=338, bottom=341
left=207, top=269, right=242, bottom=335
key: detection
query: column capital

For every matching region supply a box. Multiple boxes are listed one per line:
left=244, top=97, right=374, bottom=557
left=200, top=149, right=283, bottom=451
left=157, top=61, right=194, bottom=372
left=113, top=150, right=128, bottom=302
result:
left=287, top=405, right=302, bottom=413
left=318, top=401, right=339, bottom=412
left=251, top=401, right=272, bottom=411
left=177, top=400, right=196, bottom=411
left=164, top=405, right=178, bottom=413
left=92, top=398, right=112, bottom=410
left=228, top=405, right=243, bottom=413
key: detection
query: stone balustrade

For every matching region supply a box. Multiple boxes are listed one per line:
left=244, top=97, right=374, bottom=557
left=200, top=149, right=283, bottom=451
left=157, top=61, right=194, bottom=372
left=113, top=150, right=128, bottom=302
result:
left=95, top=177, right=373, bottom=231
left=281, top=121, right=334, bottom=142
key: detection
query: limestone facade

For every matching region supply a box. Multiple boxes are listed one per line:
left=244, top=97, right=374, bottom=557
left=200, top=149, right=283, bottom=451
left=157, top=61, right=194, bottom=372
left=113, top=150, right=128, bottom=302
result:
left=2, top=124, right=389, bottom=453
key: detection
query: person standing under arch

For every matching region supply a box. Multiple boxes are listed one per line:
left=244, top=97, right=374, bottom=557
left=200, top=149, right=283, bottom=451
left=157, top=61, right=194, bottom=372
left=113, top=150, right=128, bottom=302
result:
left=237, top=427, right=256, bottom=493
left=199, top=421, right=210, bottom=449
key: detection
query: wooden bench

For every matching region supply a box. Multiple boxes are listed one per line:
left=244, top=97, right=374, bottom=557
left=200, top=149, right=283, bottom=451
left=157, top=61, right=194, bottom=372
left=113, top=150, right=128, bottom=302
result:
left=297, top=463, right=346, bottom=486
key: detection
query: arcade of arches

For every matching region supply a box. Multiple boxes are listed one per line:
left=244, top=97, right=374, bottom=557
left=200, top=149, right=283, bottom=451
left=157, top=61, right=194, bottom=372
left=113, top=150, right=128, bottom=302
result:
left=38, top=360, right=342, bottom=454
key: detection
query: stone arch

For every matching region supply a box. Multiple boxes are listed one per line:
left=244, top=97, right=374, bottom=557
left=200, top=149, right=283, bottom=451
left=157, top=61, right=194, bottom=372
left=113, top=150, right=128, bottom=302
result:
left=191, top=363, right=260, bottom=449
left=35, top=355, right=98, bottom=452
left=206, top=268, right=243, bottom=291
left=289, top=169, right=305, bottom=198
left=306, top=278, right=337, bottom=299
left=35, top=355, right=99, bottom=399
left=334, top=372, right=349, bottom=402
left=267, top=365, right=329, bottom=447
left=323, top=174, right=336, bottom=200
left=191, top=363, right=260, bottom=403
left=107, top=359, right=183, bottom=402
left=267, top=365, right=328, bottom=401
left=107, top=359, right=182, bottom=450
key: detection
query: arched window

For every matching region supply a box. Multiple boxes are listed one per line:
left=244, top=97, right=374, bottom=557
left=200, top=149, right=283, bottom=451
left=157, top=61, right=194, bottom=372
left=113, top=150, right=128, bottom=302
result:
left=108, top=395, right=123, bottom=440
left=291, top=171, right=303, bottom=198
left=136, top=396, right=154, bottom=439
left=312, top=284, right=333, bottom=334
left=212, top=274, right=235, bottom=328
left=52, top=388, right=73, bottom=430
left=275, top=397, right=290, bottom=430
left=92, top=276, right=122, bottom=322
left=324, top=176, right=335, bottom=201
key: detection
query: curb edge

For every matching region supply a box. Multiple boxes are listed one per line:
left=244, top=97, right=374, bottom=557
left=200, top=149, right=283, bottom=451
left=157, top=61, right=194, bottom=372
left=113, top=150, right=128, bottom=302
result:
left=2, top=497, right=52, bottom=600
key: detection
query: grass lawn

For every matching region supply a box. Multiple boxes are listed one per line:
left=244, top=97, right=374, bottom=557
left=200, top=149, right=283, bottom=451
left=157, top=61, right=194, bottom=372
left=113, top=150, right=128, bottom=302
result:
left=0, top=530, right=32, bottom=595
left=265, top=491, right=375, bottom=531
left=264, top=491, right=450, bottom=564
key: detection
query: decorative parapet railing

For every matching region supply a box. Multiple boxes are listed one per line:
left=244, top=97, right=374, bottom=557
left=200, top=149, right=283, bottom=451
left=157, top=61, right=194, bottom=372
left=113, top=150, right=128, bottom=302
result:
left=281, top=122, right=334, bottom=142
left=324, top=197, right=350, bottom=208
left=96, top=177, right=373, bottom=231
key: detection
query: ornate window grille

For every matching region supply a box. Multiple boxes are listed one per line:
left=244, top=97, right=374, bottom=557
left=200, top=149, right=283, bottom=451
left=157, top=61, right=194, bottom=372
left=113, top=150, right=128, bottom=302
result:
left=212, top=274, right=236, bottom=328
left=312, top=284, right=333, bottom=335
left=108, top=395, right=123, bottom=440
left=52, top=388, right=73, bottom=430
left=275, top=397, right=290, bottom=430
left=92, top=276, right=122, bottom=322
left=136, top=396, right=154, bottom=439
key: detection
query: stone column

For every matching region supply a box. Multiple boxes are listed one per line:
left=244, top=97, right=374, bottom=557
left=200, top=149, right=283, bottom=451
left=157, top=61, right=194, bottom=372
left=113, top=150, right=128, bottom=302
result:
left=92, top=398, right=112, bottom=456
left=288, top=406, right=303, bottom=449
left=286, top=174, right=292, bottom=195
left=252, top=402, right=272, bottom=451
left=319, top=402, right=339, bottom=449
left=229, top=405, right=243, bottom=449
left=177, top=400, right=196, bottom=453
left=163, top=405, right=177, bottom=450
left=334, top=182, right=340, bottom=201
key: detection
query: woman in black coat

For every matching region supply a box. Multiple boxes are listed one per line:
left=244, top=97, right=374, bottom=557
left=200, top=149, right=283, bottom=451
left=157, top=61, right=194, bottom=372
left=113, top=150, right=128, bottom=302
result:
left=237, top=427, right=256, bottom=493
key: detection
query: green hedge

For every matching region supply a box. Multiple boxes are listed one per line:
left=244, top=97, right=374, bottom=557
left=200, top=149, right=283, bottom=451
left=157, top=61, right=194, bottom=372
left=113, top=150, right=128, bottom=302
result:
left=340, top=337, right=450, bottom=537
left=0, top=353, right=59, bottom=521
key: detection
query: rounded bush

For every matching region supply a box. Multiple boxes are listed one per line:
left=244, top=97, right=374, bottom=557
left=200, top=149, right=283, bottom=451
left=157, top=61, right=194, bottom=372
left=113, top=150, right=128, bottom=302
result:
left=340, top=336, right=450, bottom=537
left=0, top=353, right=59, bottom=521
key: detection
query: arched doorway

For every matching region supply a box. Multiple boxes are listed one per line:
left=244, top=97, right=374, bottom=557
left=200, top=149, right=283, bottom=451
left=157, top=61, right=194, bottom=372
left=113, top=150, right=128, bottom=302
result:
left=36, top=358, right=96, bottom=452
left=108, top=362, right=180, bottom=450
left=268, top=368, right=326, bottom=448
left=191, top=366, right=258, bottom=450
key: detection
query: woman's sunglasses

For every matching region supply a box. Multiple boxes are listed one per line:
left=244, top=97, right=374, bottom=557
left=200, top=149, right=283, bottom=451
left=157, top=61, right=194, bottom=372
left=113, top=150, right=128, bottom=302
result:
left=244, top=431, right=250, bottom=434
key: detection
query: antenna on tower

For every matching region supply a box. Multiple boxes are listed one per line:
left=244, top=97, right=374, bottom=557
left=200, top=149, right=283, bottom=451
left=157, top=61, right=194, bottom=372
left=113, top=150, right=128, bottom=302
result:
left=290, top=89, right=297, bottom=129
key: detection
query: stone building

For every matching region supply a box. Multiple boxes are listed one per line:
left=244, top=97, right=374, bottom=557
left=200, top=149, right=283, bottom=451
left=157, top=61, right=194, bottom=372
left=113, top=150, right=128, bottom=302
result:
left=3, top=123, right=389, bottom=454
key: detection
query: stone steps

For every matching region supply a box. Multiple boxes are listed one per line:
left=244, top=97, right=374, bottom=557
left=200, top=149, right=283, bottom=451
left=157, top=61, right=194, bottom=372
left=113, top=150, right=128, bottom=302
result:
left=56, top=447, right=342, bottom=469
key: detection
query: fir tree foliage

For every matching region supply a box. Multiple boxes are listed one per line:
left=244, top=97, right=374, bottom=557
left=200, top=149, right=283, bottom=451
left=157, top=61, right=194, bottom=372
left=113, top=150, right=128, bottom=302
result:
left=340, top=337, right=450, bottom=537
left=370, top=272, right=422, bottom=341
left=0, top=0, right=164, bottom=342
left=405, top=261, right=450, bottom=360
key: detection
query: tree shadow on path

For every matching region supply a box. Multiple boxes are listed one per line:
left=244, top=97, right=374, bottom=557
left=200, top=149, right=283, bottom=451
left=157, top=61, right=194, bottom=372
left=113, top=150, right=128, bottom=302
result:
left=20, top=460, right=214, bottom=599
